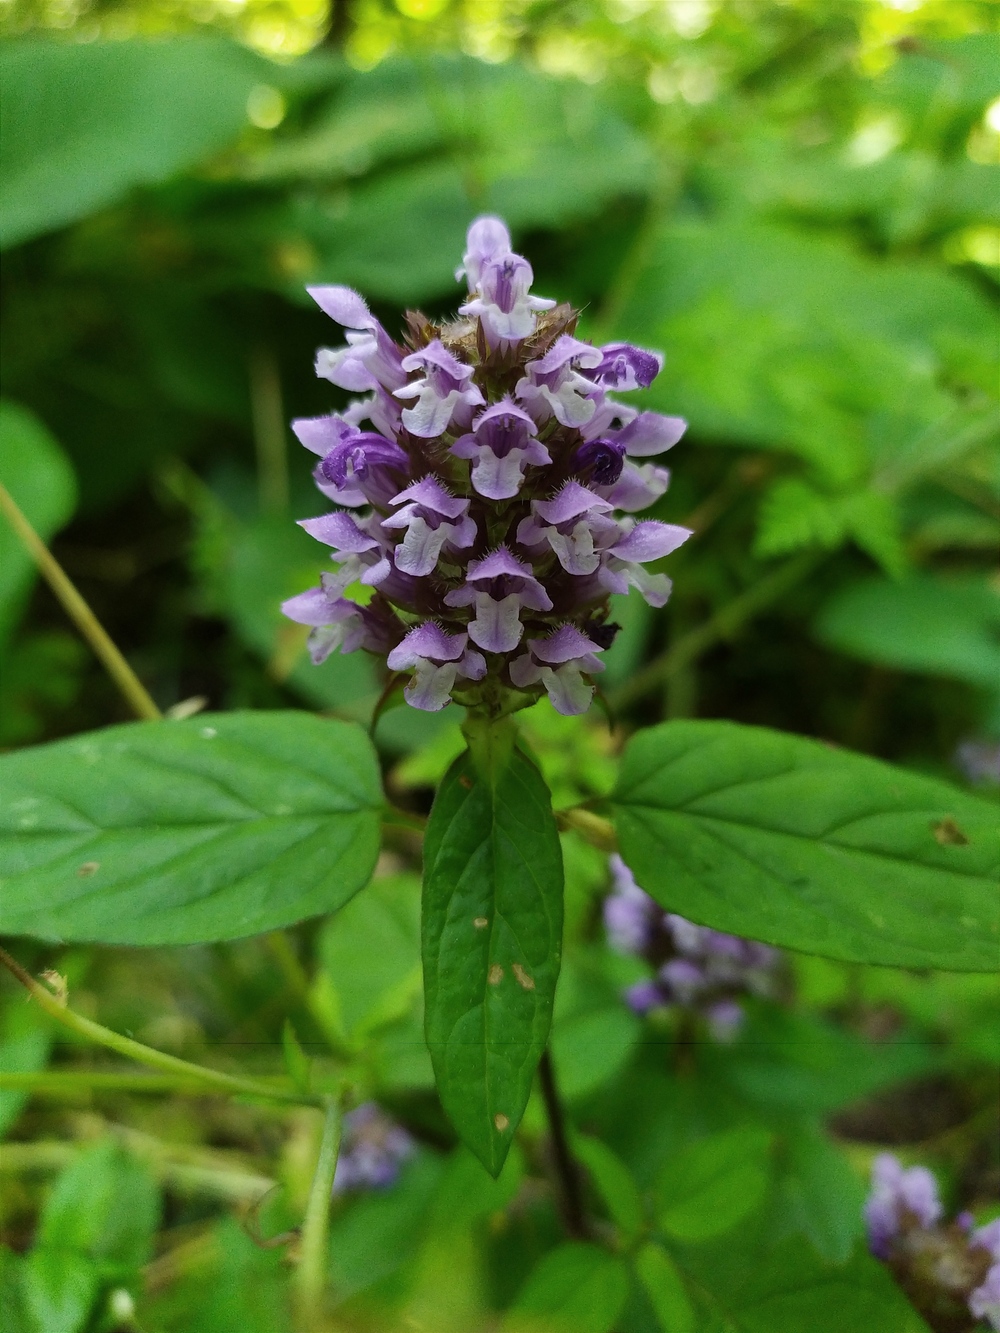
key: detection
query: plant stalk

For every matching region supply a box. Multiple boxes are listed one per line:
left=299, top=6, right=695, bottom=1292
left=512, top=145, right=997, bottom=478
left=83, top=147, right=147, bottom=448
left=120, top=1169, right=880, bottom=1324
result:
left=538, top=1048, right=589, bottom=1240
left=294, top=1095, right=342, bottom=1330
left=0, top=946, right=319, bottom=1108
left=0, top=481, right=161, bottom=721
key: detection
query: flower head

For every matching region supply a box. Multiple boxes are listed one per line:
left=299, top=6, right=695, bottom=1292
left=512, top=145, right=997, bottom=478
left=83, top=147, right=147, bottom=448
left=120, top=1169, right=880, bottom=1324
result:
left=285, top=216, right=691, bottom=713
left=333, top=1102, right=415, bottom=1193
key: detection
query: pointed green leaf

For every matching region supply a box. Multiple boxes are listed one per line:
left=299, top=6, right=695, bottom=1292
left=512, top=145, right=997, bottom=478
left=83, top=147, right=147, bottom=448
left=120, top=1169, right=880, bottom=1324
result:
left=635, top=1243, right=695, bottom=1333
left=505, top=1243, right=629, bottom=1333
left=0, top=711, right=382, bottom=945
left=612, top=721, right=999, bottom=971
left=422, top=736, right=563, bottom=1175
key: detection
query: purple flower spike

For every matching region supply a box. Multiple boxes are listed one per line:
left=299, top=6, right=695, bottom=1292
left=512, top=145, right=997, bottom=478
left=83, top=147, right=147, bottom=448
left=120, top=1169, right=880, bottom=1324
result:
left=970, top=1264, right=1000, bottom=1330
left=604, top=853, right=659, bottom=953
left=589, top=342, right=664, bottom=392
left=451, top=398, right=552, bottom=500
left=864, top=1153, right=943, bottom=1259
left=286, top=213, right=689, bottom=715
left=625, top=980, right=664, bottom=1015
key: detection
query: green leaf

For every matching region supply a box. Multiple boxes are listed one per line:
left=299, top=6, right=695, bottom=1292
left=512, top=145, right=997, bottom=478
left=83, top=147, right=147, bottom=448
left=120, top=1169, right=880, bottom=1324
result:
left=634, top=1243, right=695, bottom=1333
left=0, top=401, right=76, bottom=645
left=657, top=1128, right=773, bottom=1243
left=0, top=38, right=277, bottom=248
left=815, top=574, right=1000, bottom=691
left=573, top=1134, right=644, bottom=1242
left=779, top=1121, right=865, bottom=1264
left=281, top=1020, right=311, bottom=1094
left=22, top=1250, right=98, bottom=1333
left=422, top=729, right=563, bottom=1175
left=38, top=1138, right=158, bottom=1270
left=315, top=872, right=421, bottom=1045
left=612, top=720, right=1000, bottom=971
left=0, top=711, right=382, bottom=945
left=505, top=1243, right=629, bottom=1333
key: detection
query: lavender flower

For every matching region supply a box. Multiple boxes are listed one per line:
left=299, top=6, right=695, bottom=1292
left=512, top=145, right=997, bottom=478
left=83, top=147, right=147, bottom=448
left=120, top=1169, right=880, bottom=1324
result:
left=864, top=1154, right=1000, bottom=1330
left=603, top=853, right=780, bottom=1038
left=333, top=1102, right=414, bottom=1194
left=283, top=216, right=691, bottom=715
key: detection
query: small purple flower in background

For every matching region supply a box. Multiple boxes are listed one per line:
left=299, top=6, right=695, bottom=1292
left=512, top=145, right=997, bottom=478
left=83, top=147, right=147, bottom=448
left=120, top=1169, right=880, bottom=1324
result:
left=283, top=216, right=691, bottom=715
left=604, top=853, right=780, bottom=1039
left=863, top=1153, right=1000, bottom=1330
left=333, top=1102, right=414, bottom=1194
left=954, top=739, right=1000, bottom=787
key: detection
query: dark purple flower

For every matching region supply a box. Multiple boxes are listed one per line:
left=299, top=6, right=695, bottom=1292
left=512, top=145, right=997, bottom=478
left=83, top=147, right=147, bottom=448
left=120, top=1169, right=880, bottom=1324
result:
left=587, top=342, right=664, bottom=392
left=573, top=438, right=626, bottom=486
left=604, top=853, right=659, bottom=953
left=864, top=1153, right=943, bottom=1259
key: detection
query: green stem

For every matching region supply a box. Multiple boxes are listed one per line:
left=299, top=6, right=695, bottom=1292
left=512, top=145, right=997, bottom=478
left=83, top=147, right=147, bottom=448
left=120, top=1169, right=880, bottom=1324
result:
left=294, top=1096, right=342, bottom=1330
left=0, top=946, right=319, bottom=1108
left=0, top=481, right=162, bottom=721
left=609, top=551, right=819, bottom=710
left=0, top=1070, right=216, bottom=1095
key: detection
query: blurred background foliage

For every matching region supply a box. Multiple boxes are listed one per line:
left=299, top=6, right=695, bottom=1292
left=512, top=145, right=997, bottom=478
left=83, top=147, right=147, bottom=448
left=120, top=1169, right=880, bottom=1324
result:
left=0, top=1, right=998, bottom=1331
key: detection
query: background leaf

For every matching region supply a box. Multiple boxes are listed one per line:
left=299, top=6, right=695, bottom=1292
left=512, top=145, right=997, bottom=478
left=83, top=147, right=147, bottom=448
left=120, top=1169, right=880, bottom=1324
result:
left=612, top=720, right=999, bottom=971
left=504, top=1242, right=629, bottom=1333
left=0, top=38, right=279, bottom=248
left=0, top=400, right=76, bottom=645
left=422, top=742, right=563, bottom=1175
left=656, top=1127, right=773, bottom=1243
left=0, top=711, right=382, bottom=944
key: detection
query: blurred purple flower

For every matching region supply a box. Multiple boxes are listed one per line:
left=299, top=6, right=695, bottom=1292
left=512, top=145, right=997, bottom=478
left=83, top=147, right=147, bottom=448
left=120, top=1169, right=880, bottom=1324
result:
left=333, top=1103, right=414, bottom=1194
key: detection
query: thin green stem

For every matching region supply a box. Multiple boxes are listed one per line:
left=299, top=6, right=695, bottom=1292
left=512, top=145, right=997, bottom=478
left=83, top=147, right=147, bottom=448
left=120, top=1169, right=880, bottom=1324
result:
left=609, top=551, right=819, bottom=710
left=294, top=1096, right=342, bottom=1330
left=0, top=481, right=161, bottom=721
left=0, top=946, right=319, bottom=1108
left=0, top=1070, right=214, bottom=1095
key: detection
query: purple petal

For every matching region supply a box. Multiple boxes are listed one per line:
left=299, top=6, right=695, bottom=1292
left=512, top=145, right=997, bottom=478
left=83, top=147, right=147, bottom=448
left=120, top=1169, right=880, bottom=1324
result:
left=460, top=216, right=512, bottom=286
left=529, top=623, right=604, bottom=665
left=469, top=448, right=530, bottom=500
left=508, top=652, right=543, bottom=689
left=459, top=648, right=488, bottom=681
left=612, top=521, right=693, bottom=563
left=468, top=593, right=523, bottom=654
left=307, top=285, right=375, bottom=329
left=389, top=476, right=469, bottom=520
left=292, top=415, right=352, bottom=456
left=625, top=980, right=664, bottom=1014
left=400, top=339, right=474, bottom=383
left=281, top=586, right=336, bottom=626
left=465, top=547, right=533, bottom=581
left=298, top=513, right=379, bottom=553
left=527, top=335, right=602, bottom=377
left=473, top=397, right=537, bottom=435
left=392, top=518, right=450, bottom=577
left=405, top=660, right=458, bottom=711
left=542, top=662, right=597, bottom=715
left=534, top=481, right=613, bottom=525
left=617, top=412, right=687, bottom=457
left=387, top=622, right=468, bottom=670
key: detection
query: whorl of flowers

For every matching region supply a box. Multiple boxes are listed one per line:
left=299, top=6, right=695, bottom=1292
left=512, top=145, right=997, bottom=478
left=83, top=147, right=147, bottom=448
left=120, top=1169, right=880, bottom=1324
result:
left=604, top=853, right=780, bottom=1040
left=282, top=216, right=692, bottom=716
left=864, top=1153, right=1000, bottom=1331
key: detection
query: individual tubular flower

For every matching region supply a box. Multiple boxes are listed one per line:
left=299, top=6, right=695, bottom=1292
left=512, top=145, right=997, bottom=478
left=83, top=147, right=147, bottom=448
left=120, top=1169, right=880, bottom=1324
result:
left=281, top=581, right=385, bottom=664
left=381, top=477, right=476, bottom=577
left=603, top=854, right=780, bottom=1038
left=596, top=519, right=694, bottom=608
left=333, top=1103, right=415, bottom=1193
left=458, top=217, right=556, bottom=344
left=509, top=624, right=606, bottom=716
left=516, top=481, right=618, bottom=577
left=395, top=340, right=484, bottom=438
left=515, top=336, right=604, bottom=428
left=864, top=1155, right=1000, bottom=1330
left=286, top=214, right=691, bottom=713
left=444, top=547, right=552, bottom=654
left=386, top=622, right=486, bottom=712
left=451, top=399, right=551, bottom=500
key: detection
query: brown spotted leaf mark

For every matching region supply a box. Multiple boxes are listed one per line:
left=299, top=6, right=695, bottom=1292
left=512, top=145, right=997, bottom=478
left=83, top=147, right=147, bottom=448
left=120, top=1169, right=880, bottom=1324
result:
left=612, top=721, right=1000, bottom=972
left=422, top=743, right=563, bottom=1176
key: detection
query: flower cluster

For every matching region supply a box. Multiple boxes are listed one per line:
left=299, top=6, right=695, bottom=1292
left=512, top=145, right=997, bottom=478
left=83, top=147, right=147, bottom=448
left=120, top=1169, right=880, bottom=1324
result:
left=603, top=853, right=779, bottom=1040
left=865, top=1153, right=1000, bottom=1331
left=282, top=216, right=691, bottom=715
left=333, top=1102, right=414, bottom=1194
